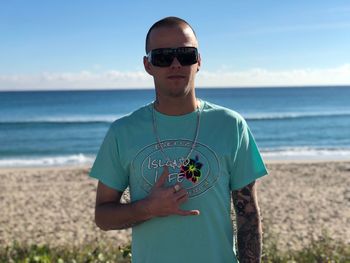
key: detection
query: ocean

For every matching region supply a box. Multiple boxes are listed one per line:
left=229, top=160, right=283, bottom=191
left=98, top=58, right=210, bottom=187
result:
left=1, top=86, right=350, bottom=167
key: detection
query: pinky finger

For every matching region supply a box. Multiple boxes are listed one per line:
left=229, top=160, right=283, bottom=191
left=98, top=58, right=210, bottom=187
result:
left=177, top=209, right=200, bottom=216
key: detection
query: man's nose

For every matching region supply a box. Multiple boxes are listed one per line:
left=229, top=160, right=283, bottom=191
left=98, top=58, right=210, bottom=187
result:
left=170, top=57, right=182, bottom=68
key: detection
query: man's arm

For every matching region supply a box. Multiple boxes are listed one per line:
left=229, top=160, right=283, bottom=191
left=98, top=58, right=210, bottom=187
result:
left=94, top=166, right=200, bottom=230
left=94, top=181, right=150, bottom=230
left=232, top=181, right=262, bottom=263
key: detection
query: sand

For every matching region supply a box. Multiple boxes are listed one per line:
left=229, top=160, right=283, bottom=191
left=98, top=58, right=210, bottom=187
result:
left=0, top=161, right=349, bottom=251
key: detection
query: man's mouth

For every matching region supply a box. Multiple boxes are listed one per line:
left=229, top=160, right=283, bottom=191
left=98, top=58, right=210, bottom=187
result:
left=167, top=75, right=186, bottom=80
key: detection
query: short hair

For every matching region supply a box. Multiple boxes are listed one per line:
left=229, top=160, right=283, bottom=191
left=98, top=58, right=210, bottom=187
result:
left=145, top=16, right=197, bottom=53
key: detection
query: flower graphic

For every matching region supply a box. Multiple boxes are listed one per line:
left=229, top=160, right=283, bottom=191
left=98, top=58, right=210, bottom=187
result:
left=180, top=155, right=203, bottom=183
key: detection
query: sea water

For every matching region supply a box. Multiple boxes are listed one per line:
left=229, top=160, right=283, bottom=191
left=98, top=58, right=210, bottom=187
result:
left=1, top=86, right=350, bottom=167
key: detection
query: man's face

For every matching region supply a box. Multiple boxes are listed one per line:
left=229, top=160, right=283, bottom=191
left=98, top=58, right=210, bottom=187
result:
left=144, top=25, right=201, bottom=99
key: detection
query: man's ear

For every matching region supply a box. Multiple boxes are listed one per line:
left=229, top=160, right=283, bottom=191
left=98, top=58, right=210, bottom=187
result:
left=196, top=53, right=201, bottom=73
left=143, top=56, right=153, bottom=76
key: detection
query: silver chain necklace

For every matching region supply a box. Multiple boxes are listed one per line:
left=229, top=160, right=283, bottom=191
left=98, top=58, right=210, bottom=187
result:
left=152, top=100, right=201, bottom=166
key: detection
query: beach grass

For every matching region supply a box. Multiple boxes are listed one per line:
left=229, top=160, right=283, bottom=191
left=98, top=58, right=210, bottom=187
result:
left=0, top=242, right=132, bottom=263
left=261, top=232, right=350, bottom=263
left=1, top=235, right=349, bottom=263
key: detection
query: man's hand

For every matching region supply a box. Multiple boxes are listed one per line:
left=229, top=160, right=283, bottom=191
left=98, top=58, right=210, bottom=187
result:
left=145, top=166, right=200, bottom=217
left=94, top=166, right=199, bottom=231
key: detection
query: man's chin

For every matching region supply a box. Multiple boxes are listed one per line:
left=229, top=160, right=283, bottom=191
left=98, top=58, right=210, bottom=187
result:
left=167, top=86, right=191, bottom=98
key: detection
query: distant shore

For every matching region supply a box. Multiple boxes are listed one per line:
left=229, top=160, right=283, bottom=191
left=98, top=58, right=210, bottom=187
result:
left=1, top=160, right=349, bottom=251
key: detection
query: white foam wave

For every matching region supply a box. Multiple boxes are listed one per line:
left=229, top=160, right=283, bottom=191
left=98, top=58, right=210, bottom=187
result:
left=244, top=111, right=350, bottom=121
left=1, top=111, right=350, bottom=124
left=1, top=148, right=349, bottom=168
left=0, top=115, right=125, bottom=124
left=0, top=154, right=95, bottom=168
left=262, top=147, right=350, bottom=161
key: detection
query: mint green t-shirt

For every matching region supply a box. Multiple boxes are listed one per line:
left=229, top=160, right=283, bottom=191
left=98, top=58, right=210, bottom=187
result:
left=90, top=100, right=268, bottom=263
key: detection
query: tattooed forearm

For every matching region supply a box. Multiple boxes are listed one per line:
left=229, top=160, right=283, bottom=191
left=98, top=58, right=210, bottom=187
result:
left=232, top=181, right=262, bottom=263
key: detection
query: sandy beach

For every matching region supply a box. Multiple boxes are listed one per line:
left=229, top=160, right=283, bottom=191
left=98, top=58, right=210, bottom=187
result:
left=0, top=161, right=349, bottom=251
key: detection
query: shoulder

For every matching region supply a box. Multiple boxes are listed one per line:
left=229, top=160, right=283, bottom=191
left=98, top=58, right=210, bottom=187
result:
left=111, top=103, right=151, bottom=127
left=109, top=103, right=152, bottom=134
left=201, top=99, right=247, bottom=126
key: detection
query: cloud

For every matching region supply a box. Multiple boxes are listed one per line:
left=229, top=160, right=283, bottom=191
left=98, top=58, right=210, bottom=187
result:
left=0, top=70, right=153, bottom=90
left=0, top=64, right=349, bottom=91
left=197, top=64, right=350, bottom=87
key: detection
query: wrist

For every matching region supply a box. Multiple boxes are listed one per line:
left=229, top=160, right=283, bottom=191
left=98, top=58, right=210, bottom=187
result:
left=138, top=197, right=155, bottom=220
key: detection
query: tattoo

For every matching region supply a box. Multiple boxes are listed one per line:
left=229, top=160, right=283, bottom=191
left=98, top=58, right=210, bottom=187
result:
left=232, top=181, right=262, bottom=263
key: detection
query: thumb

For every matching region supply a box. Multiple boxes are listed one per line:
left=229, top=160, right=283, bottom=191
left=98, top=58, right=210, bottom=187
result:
left=154, top=166, right=169, bottom=188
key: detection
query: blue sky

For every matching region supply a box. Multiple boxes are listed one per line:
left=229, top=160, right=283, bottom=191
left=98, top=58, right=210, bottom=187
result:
left=1, top=0, right=350, bottom=90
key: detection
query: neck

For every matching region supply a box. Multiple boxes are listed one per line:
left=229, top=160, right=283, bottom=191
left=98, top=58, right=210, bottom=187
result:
left=154, top=94, right=198, bottom=116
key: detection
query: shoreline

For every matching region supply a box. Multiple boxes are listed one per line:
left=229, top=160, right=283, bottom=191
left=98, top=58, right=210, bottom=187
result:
left=1, top=157, right=350, bottom=171
left=1, top=160, right=349, bottom=251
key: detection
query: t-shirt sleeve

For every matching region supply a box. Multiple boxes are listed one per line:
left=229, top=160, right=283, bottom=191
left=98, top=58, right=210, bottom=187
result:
left=229, top=118, right=268, bottom=191
left=89, top=125, right=129, bottom=192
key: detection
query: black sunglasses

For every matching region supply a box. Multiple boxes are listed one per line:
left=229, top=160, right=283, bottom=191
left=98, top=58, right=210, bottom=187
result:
left=147, top=47, right=198, bottom=67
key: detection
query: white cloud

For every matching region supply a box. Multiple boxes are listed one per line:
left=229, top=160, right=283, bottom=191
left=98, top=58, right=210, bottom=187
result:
left=197, top=64, right=350, bottom=87
left=0, top=64, right=349, bottom=91
left=0, top=70, right=154, bottom=90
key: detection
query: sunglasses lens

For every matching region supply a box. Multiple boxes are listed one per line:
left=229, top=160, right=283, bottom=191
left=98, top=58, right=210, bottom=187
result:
left=149, top=47, right=198, bottom=67
left=176, top=47, right=198, bottom=66
left=151, top=49, right=174, bottom=67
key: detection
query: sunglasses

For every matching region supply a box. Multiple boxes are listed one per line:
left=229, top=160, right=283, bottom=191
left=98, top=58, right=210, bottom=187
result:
left=147, top=47, right=199, bottom=67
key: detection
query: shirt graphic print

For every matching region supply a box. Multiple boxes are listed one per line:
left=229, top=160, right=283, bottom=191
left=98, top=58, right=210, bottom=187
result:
left=132, top=139, right=221, bottom=198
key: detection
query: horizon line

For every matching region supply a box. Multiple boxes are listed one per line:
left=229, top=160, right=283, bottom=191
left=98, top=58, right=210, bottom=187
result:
left=1, top=84, right=350, bottom=93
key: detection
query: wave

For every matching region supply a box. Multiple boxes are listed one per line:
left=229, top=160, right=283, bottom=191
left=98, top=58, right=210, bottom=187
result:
left=1, top=111, right=350, bottom=125
left=0, top=147, right=349, bottom=167
left=0, top=154, right=95, bottom=168
left=244, top=111, right=350, bottom=121
left=0, top=115, right=124, bottom=125
left=261, top=147, right=350, bottom=161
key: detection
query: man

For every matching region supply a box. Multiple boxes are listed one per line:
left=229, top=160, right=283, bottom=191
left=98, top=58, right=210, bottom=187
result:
left=90, top=16, right=268, bottom=263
